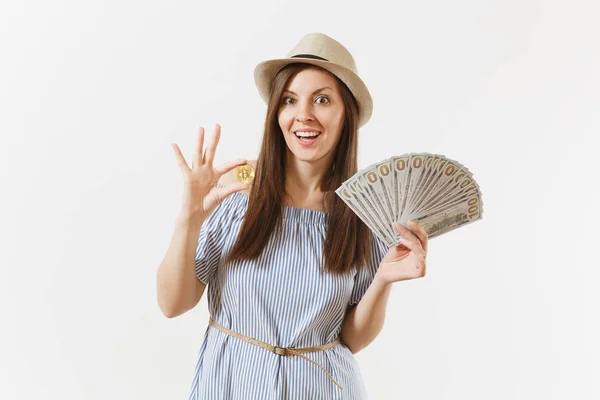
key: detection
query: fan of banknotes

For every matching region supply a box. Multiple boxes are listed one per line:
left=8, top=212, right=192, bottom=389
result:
left=335, top=153, right=483, bottom=247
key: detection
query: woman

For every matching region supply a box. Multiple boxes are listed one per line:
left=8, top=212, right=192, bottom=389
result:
left=157, top=33, right=429, bottom=399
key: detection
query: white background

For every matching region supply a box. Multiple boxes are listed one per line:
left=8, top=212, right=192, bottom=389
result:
left=1, top=0, right=598, bottom=399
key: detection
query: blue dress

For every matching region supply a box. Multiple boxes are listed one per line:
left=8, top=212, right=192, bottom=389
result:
left=188, top=184, right=388, bottom=400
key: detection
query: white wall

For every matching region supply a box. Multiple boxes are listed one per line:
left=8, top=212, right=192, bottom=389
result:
left=1, top=0, right=598, bottom=399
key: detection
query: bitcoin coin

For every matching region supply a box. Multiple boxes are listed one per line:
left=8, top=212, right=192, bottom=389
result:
left=236, top=163, right=255, bottom=184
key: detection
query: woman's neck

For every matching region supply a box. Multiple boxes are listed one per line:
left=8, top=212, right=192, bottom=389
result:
left=283, top=157, right=329, bottom=210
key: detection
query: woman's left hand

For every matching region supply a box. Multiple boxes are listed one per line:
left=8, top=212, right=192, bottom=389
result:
left=376, top=220, right=429, bottom=284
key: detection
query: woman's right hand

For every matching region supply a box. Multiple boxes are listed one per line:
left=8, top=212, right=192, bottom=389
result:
left=171, top=124, right=249, bottom=221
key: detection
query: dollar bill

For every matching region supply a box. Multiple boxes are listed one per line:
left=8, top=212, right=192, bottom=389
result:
left=336, top=152, right=483, bottom=244
left=335, top=182, right=395, bottom=247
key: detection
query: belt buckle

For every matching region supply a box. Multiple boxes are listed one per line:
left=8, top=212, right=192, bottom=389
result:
left=273, top=346, right=293, bottom=357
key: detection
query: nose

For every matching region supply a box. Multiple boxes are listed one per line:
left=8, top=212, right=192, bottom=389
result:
left=295, top=99, right=315, bottom=124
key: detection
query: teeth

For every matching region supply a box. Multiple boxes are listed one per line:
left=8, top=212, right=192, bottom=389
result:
left=295, top=131, right=320, bottom=137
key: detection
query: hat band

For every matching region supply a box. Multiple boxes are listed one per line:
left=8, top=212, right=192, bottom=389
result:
left=291, top=54, right=329, bottom=62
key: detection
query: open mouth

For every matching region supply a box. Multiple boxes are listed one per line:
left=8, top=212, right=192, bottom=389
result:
left=294, top=131, right=321, bottom=141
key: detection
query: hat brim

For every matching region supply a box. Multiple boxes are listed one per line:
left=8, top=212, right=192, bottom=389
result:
left=254, top=57, right=373, bottom=128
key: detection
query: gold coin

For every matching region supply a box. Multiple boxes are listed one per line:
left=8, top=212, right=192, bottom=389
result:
left=236, top=163, right=255, bottom=184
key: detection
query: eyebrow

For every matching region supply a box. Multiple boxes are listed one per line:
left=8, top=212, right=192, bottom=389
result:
left=283, top=87, right=333, bottom=96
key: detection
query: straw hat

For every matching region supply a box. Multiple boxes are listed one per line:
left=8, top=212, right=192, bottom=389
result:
left=254, top=32, right=373, bottom=128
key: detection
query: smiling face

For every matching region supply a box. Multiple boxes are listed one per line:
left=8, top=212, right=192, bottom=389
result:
left=277, top=66, right=346, bottom=166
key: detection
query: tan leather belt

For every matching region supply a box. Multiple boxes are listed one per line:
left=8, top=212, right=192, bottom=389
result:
left=209, top=318, right=343, bottom=390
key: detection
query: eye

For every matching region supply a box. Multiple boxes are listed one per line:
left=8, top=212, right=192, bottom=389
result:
left=282, top=96, right=295, bottom=105
left=315, top=96, right=330, bottom=104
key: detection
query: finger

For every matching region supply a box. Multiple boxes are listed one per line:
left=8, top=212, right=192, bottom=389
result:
left=394, top=223, right=426, bottom=258
left=204, top=182, right=249, bottom=209
left=214, top=158, right=250, bottom=177
left=171, top=143, right=191, bottom=173
left=203, top=123, right=221, bottom=166
left=216, top=182, right=250, bottom=199
left=393, top=222, right=420, bottom=245
left=193, top=127, right=205, bottom=168
left=417, top=253, right=427, bottom=271
left=408, top=220, right=428, bottom=253
left=399, top=236, right=427, bottom=259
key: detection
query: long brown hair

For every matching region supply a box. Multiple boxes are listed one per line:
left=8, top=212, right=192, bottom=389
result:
left=224, top=63, right=372, bottom=275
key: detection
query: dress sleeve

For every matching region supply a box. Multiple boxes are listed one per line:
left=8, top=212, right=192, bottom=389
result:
left=348, top=233, right=389, bottom=307
left=194, top=184, right=237, bottom=284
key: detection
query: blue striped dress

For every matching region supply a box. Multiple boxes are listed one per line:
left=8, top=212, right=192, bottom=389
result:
left=188, top=184, right=388, bottom=400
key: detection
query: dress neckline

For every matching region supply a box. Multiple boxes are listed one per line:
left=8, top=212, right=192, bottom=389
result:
left=230, top=188, right=329, bottom=225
